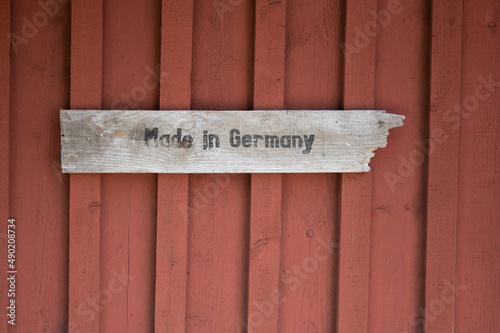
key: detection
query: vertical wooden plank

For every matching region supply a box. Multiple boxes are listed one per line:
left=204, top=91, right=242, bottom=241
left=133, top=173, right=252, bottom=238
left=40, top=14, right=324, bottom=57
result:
left=425, top=1, right=462, bottom=332
left=10, top=0, right=70, bottom=331
left=69, top=1, right=103, bottom=332
left=247, top=0, right=286, bottom=332
left=279, top=0, right=343, bottom=331
left=253, top=0, right=286, bottom=111
left=0, top=1, right=10, bottom=331
left=337, top=0, right=376, bottom=332
left=279, top=174, right=339, bottom=332
left=186, top=0, right=253, bottom=331
left=154, top=0, right=193, bottom=332
left=369, top=0, right=429, bottom=331
left=100, top=0, right=160, bottom=331
left=68, top=177, right=101, bottom=332
left=455, top=0, right=500, bottom=331
left=155, top=175, right=189, bottom=332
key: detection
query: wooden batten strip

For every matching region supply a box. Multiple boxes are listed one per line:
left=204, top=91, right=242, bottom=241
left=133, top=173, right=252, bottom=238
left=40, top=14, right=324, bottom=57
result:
left=154, top=0, right=194, bottom=332
left=247, top=1, right=286, bottom=332
left=337, top=1, right=377, bottom=332
left=425, top=1, right=462, bottom=331
left=68, top=1, right=103, bottom=332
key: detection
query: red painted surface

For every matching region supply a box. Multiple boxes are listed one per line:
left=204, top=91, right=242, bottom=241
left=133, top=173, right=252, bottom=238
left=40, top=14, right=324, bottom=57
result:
left=1, top=0, right=499, bottom=332
left=69, top=1, right=102, bottom=333
left=369, top=0, right=429, bottom=331
left=338, top=1, right=376, bottom=331
left=100, top=1, right=160, bottom=332
left=455, top=0, right=500, bottom=331
left=425, top=1, right=462, bottom=331
left=186, top=2, right=254, bottom=330
left=278, top=1, right=343, bottom=331
left=247, top=1, right=285, bottom=332
left=8, top=1, right=70, bottom=332
left=155, top=1, right=193, bottom=332
left=0, top=1, right=10, bottom=331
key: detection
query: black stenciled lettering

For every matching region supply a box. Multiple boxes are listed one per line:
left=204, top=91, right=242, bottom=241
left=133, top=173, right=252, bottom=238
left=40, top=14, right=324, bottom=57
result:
left=230, top=129, right=240, bottom=147
left=159, top=134, right=170, bottom=147
left=228, top=129, right=315, bottom=153
left=171, top=128, right=182, bottom=147
left=265, top=135, right=279, bottom=148
left=292, top=135, right=303, bottom=148
left=242, top=135, right=252, bottom=147
left=203, top=130, right=208, bottom=150
left=148, top=128, right=192, bottom=149
left=208, top=134, right=220, bottom=149
left=303, top=135, right=315, bottom=154
left=253, top=135, right=264, bottom=147
left=280, top=135, right=291, bottom=148
left=144, top=128, right=158, bottom=147
left=182, top=135, right=193, bottom=148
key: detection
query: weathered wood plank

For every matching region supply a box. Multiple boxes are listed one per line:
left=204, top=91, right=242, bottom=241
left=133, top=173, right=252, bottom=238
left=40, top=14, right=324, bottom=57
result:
left=61, top=110, right=403, bottom=173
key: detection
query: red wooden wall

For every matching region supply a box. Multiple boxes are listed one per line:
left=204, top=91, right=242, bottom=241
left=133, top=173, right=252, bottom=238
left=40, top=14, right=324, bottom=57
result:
left=1, top=0, right=499, bottom=332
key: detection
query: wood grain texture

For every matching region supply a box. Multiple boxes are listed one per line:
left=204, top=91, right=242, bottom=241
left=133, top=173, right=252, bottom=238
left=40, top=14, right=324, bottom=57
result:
left=68, top=1, right=103, bottom=332
left=4, top=1, right=499, bottom=332
left=247, top=0, right=286, bottom=331
left=279, top=0, right=344, bottom=331
left=369, top=0, right=429, bottom=331
left=9, top=0, right=71, bottom=331
left=154, top=0, right=193, bottom=332
left=68, top=175, right=101, bottom=332
left=155, top=175, right=189, bottom=333
left=0, top=1, right=10, bottom=331
left=99, top=0, right=160, bottom=331
left=337, top=0, right=377, bottom=332
left=60, top=110, right=404, bottom=173
left=455, top=0, right=500, bottom=331
left=185, top=1, right=253, bottom=331
left=425, top=1, right=462, bottom=332
left=280, top=174, right=339, bottom=332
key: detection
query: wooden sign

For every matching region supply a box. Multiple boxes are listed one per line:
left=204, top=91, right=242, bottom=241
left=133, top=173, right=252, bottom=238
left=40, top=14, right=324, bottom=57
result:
left=60, top=110, right=404, bottom=173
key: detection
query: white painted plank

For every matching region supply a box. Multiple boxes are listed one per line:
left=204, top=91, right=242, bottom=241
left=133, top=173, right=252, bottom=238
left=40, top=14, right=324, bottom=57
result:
left=60, top=110, right=404, bottom=173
